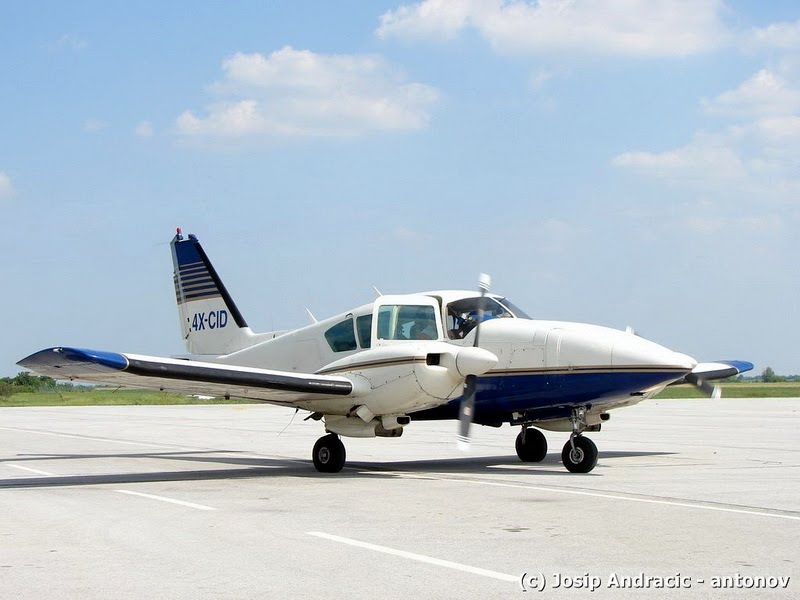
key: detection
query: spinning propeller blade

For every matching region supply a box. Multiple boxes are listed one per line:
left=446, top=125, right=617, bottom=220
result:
left=685, top=373, right=722, bottom=399
left=457, top=273, right=491, bottom=451
left=457, top=375, right=476, bottom=451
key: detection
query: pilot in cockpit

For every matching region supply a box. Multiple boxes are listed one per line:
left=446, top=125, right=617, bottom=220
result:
left=409, top=308, right=437, bottom=340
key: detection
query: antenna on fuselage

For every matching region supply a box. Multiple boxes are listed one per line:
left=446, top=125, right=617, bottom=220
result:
left=372, top=286, right=383, bottom=297
left=305, top=308, right=318, bottom=324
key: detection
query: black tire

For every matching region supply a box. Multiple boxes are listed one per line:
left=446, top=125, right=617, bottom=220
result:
left=561, top=436, right=598, bottom=473
left=515, top=428, right=548, bottom=462
left=312, top=434, right=346, bottom=473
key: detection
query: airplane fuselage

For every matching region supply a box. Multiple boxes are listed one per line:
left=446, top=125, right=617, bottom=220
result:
left=184, top=290, right=695, bottom=433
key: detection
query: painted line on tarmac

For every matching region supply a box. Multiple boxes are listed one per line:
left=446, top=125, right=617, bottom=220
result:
left=6, top=463, right=56, bottom=476
left=360, top=469, right=800, bottom=522
left=307, top=532, right=517, bottom=582
left=114, top=489, right=217, bottom=511
left=435, top=476, right=800, bottom=522
left=0, top=426, right=199, bottom=450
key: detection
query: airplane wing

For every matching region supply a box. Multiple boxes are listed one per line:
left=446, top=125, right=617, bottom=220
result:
left=17, top=347, right=356, bottom=404
left=667, top=360, right=754, bottom=390
left=689, top=360, right=754, bottom=381
left=691, top=360, right=753, bottom=381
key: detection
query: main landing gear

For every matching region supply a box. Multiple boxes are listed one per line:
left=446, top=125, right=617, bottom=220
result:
left=312, top=433, right=346, bottom=473
left=515, top=426, right=548, bottom=462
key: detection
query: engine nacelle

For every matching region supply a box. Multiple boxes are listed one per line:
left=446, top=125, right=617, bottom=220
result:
left=324, top=415, right=405, bottom=438
left=320, top=342, right=485, bottom=416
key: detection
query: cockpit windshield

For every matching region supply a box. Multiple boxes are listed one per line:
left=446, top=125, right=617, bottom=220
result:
left=446, top=297, right=513, bottom=339
left=497, top=297, right=532, bottom=320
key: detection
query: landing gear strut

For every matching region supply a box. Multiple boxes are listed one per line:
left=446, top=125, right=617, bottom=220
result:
left=561, top=407, right=598, bottom=474
left=515, top=426, right=548, bottom=462
left=312, top=433, right=346, bottom=473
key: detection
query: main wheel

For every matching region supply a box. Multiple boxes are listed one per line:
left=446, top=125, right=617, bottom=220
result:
left=312, top=433, right=346, bottom=473
left=515, top=428, right=548, bottom=462
left=561, top=436, right=598, bottom=473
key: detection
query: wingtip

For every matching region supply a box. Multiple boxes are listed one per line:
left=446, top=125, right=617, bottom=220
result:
left=16, top=347, right=129, bottom=376
left=723, top=360, right=754, bottom=374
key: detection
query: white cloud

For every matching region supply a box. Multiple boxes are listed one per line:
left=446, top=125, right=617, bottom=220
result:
left=83, top=118, right=105, bottom=133
left=0, top=172, right=13, bottom=198
left=687, top=209, right=785, bottom=237
left=702, top=69, right=800, bottom=117
left=377, top=0, right=478, bottom=40
left=176, top=46, right=439, bottom=140
left=613, top=65, right=800, bottom=200
left=134, top=120, right=154, bottom=137
left=612, top=135, right=746, bottom=180
left=748, top=19, right=800, bottom=50
left=377, top=0, right=728, bottom=58
left=754, top=115, right=800, bottom=142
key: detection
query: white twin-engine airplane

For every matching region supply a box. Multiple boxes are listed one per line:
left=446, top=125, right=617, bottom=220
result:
left=19, top=229, right=753, bottom=474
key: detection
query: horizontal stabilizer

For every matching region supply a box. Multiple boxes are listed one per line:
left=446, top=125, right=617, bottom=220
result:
left=17, top=347, right=356, bottom=403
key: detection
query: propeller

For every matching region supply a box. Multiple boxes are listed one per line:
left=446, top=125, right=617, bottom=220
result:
left=684, top=372, right=722, bottom=399
left=458, top=273, right=491, bottom=451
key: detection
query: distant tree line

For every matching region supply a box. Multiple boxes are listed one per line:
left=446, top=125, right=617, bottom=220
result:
left=759, top=367, right=794, bottom=383
left=731, top=367, right=799, bottom=383
left=0, top=372, right=77, bottom=397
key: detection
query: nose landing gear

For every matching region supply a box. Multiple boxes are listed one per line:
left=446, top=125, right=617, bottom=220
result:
left=561, top=406, right=598, bottom=473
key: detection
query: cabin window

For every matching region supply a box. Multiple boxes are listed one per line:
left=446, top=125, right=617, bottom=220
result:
left=377, top=304, right=438, bottom=341
left=356, top=314, right=372, bottom=349
left=324, top=318, right=357, bottom=352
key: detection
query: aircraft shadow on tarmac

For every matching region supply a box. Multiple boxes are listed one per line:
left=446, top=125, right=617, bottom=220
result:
left=0, top=449, right=676, bottom=489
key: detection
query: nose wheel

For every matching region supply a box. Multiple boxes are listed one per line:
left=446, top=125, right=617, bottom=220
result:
left=561, top=436, right=598, bottom=473
left=312, top=433, right=346, bottom=473
left=559, top=406, right=599, bottom=473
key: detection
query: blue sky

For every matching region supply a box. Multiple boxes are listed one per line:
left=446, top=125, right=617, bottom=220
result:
left=2, top=1, right=799, bottom=376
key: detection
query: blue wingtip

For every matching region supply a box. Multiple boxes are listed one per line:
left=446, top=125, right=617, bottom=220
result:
left=721, top=360, right=754, bottom=375
left=17, top=347, right=129, bottom=375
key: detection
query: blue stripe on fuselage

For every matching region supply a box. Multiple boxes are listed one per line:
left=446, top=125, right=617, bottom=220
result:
left=413, top=369, right=685, bottom=423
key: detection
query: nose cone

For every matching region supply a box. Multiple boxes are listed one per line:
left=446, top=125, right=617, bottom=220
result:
left=672, top=352, right=698, bottom=371
left=612, top=337, right=696, bottom=372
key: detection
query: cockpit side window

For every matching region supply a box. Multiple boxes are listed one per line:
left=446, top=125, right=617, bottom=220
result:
left=324, top=318, right=357, bottom=352
left=377, top=304, right=438, bottom=341
left=356, top=314, right=372, bottom=349
left=446, top=297, right=513, bottom=339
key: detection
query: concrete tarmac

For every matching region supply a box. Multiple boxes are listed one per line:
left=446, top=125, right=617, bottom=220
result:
left=1, top=398, right=798, bottom=599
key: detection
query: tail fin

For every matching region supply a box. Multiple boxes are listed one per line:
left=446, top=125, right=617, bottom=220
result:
left=171, top=229, right=255, bottom=355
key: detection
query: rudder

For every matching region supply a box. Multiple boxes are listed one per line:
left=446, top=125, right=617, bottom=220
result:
left=171, top=229, right=255, bottom=355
